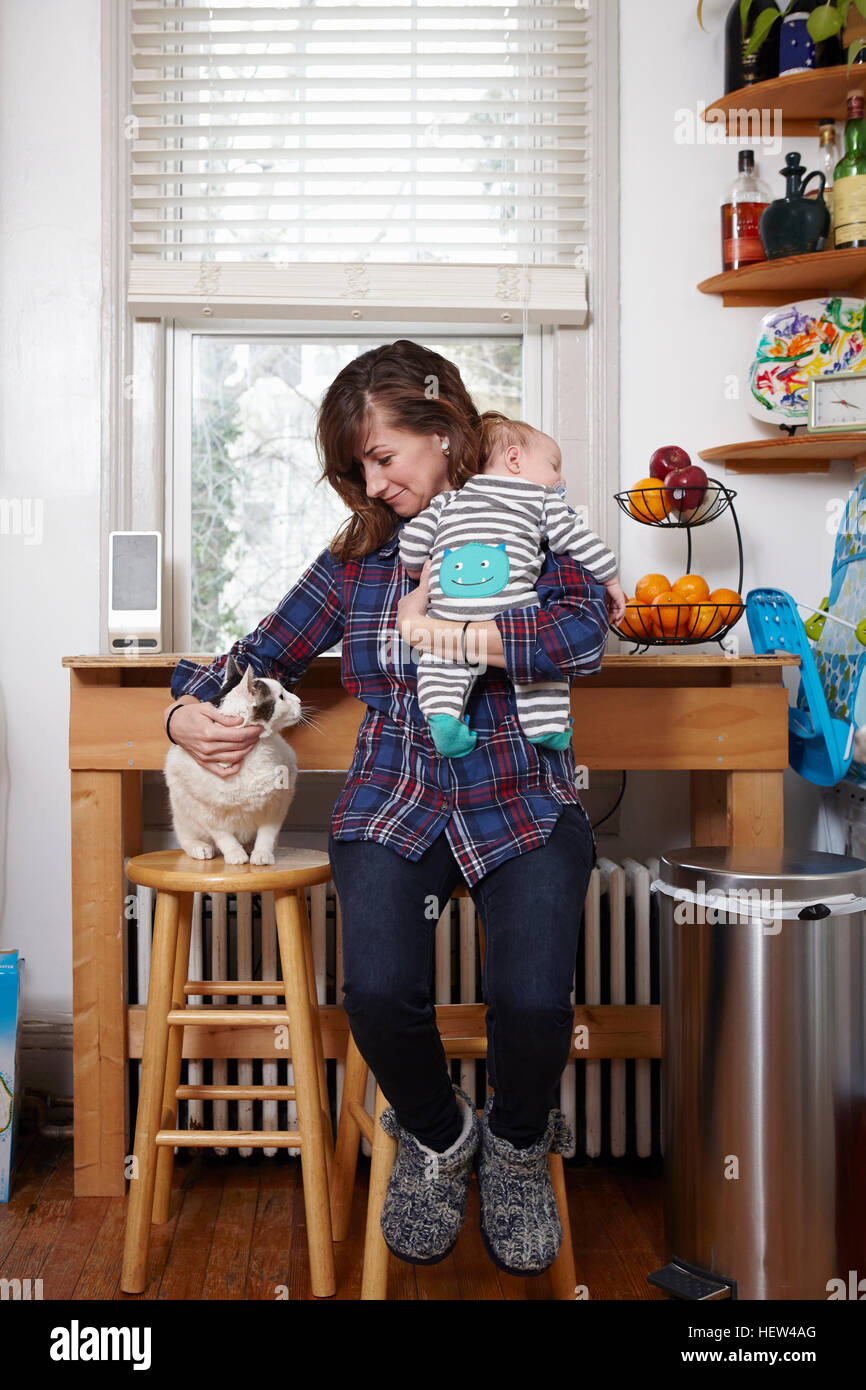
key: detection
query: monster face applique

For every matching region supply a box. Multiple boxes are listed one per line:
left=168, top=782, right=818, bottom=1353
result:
left=439, top=542, right=510, bottom=598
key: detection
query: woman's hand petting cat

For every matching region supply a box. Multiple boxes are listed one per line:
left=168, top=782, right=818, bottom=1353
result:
left=166, top=700, right=263, bottom=777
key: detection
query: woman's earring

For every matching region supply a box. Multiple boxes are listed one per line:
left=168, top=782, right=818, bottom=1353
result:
left=441, top=440, right=450, bottom=453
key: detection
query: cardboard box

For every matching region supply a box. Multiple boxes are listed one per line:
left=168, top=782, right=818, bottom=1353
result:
left=0, top=951, right=23, bottom=1203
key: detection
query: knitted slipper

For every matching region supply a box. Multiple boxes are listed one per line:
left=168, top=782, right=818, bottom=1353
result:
left=477, top=1095, right=573, bottom=1277
left=378, top=1085, right=481, bottom=1265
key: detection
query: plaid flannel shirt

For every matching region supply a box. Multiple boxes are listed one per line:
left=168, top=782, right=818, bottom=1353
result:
left=169, top=521, right=608, bottom=886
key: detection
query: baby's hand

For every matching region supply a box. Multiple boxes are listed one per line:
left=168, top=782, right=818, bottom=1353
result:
left=404, top=566, right=423, bottom=581
left=604, top=578, right=627, bottom=625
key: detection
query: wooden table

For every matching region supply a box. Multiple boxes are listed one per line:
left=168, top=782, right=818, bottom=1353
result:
left=64, top=651, right=796, bottom=1195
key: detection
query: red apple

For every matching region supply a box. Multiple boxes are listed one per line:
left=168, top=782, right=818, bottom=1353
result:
left=649, top=445, right=692, bottom=482
left=665, top=464, right=708, bottom=515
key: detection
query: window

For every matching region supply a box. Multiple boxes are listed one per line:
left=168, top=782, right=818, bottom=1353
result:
left=109, top=1, right=618, bottom=655
left=170, top=325, right=532, bottom=649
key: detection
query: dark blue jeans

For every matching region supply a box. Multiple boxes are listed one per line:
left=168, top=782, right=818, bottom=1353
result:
left=328, top=804, right=597, bottom=1150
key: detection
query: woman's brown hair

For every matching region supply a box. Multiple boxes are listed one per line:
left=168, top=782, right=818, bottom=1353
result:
left=316, top=339, right=484, bottom=562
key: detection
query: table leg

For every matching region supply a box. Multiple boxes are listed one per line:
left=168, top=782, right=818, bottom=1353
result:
left=71, top=770, right=128, bottom=1196
left=691, top=770, right=784, bottom=848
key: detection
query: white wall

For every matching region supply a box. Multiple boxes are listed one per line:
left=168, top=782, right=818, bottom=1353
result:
left=0, top=0, right=103, bottom=1091
left=612, top=0, right=846, bottom=862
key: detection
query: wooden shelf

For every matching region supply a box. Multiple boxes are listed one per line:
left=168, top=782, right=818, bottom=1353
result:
left=699, top=432, right=866, bottom=474
left=698, top=247, right=866, bottom=306
left=704, top=65, right=866, bottom=137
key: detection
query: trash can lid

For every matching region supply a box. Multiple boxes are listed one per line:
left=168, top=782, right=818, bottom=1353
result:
left=658, top=846, right=866, bottom=905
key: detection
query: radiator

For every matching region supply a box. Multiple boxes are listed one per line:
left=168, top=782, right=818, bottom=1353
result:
left=129, top=854, right=662, bottom=1162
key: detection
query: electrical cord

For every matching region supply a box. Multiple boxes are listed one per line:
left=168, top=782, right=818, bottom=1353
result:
left=590, top=769, right=627, bottom=831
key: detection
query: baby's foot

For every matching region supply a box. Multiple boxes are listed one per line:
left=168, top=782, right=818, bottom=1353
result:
left=428, top=714, right=477, bottom=757
left=528, top=718, right=574, bottom=751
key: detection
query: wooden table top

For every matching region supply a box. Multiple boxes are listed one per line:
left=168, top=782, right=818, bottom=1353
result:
left=62, top=652, right=801, bottom=669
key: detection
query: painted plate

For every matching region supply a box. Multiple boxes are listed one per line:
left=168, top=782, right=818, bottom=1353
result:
left=747, top=296, right=866, bottom=425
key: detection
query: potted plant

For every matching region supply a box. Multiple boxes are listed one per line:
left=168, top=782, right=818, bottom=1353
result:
left=698, top=1, right=866, bottom=74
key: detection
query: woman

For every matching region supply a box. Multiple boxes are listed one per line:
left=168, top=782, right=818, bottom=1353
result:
left=163, top=339, right=608, bottom=1277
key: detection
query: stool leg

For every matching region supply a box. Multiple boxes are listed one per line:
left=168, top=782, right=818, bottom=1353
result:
left=152, top=891, right=194, bottom=1225
left=274, top=889, right=336, bottom=1298
left=331, top=1029, right=369, bottom=1241
left=297, top=888, right=335, bottom=1185
left=361, top=1083, right=395, bottom=1301
left=121, top=889, right=181, bottom=1294
left=548, top=1153, right=578, bottom=1300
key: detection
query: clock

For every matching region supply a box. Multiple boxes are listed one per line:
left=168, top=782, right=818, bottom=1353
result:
left=808, top=371, right=866, bottom=434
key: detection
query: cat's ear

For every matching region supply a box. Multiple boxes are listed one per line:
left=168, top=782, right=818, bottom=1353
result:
left=212, top=653, right=245, bottom=709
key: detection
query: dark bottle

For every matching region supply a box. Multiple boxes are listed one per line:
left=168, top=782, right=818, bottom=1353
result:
left=721, top=150, right=772, bottom=270
left=724, top=0, right=781, bottom=94
left=779, top=3, right=843, bottom=74
left=759, top=151, right=830, bottom=258
left=833, top=90, right=866, bottom=249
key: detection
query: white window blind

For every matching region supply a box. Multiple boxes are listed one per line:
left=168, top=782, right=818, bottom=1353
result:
left=128, top=0, right=590, bottom=321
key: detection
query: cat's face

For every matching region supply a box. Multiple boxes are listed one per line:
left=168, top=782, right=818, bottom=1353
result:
left=212, top=657, right=302, bottom=734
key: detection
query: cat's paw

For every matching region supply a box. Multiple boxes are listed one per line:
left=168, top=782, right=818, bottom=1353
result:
left=222, top=847, right=249, bottom=864
left=250, top=848, right=276, bottom=865
left=183, top=842, right=215, bottom=860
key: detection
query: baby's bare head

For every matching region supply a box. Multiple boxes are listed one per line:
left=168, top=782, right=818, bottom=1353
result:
left=479, top=411, right=562, bottom=489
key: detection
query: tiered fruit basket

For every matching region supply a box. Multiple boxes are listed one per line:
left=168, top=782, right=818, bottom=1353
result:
left=611, top=475, right=745, bottom=649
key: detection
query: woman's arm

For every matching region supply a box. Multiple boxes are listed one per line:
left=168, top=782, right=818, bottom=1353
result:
left=396, top=560, right=507, bottom=668
left=396, top=550, right=609, bottom=679
left=170, top=547, right=346, bottom=702
left=494, top=549, right=609, bottom=683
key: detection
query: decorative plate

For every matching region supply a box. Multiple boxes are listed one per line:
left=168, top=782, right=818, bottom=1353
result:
left=747, top=297, right=866, bottom=425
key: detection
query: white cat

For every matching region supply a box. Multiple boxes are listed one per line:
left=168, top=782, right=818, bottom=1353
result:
left=165, top=656, right=302, bottom=865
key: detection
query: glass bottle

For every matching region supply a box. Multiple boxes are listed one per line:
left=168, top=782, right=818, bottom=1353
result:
left=833, top=91, right=866, bottom=249
left=721, top=149, right=772, bottom=271
left=724, top=0, right=781, bottom=94
left=807, top=120, right=839, bottom=246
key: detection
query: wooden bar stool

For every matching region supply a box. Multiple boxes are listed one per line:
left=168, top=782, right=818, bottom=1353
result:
left=331, top=886, right=578, bottom=1300
left=120, top=848, right=336, bottom=1299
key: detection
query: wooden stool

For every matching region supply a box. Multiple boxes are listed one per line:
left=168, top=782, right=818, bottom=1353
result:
left=120, top=849, right=336, bottom=1298
left=331, top=886, right=578, bottom=1300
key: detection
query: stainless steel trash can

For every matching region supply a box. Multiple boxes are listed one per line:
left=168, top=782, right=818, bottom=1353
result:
left=649, top=846, right=866, bottom=1301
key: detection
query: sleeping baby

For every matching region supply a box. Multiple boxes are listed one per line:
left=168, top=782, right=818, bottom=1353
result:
left=399, top=411, right=627, bottom=757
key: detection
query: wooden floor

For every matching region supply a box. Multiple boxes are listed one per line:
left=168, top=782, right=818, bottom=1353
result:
left=0, top=1130, right=667, bottom=1300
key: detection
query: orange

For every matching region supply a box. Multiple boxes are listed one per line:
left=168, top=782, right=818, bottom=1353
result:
left=671, top=573, right=710, bottom=603
left=627, top=477, right=671, bottom=523
left=687, top=603, right=722, bottom=640
left=651, top=591, right=692, bottom=639
left=709, top=587, right=744, bottom=628
left=618, top=600, right=652, bottom=642
left=634, top=572, right=672, bottom=605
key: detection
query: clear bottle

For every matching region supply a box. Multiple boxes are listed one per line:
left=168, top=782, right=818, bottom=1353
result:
left=834, top=91, right=866, bottom=249
left=720, top=149, right=772, bottom=271
left=809, top=119, right=839, bottom=246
